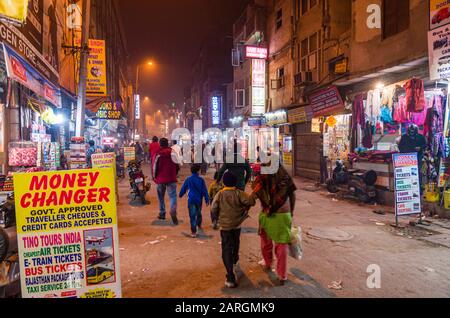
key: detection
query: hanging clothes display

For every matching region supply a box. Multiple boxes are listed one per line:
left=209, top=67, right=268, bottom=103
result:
left=352, top=94, right=366, bottom=130
left=366, top=89, right=382, bottom=122
left=362, top=121, right=374, bottom=149
left=424, top=96, right=445, bottom=158
left=403, top=78, right=426, bottom=113
left=393, top=95, right=409, bottom=123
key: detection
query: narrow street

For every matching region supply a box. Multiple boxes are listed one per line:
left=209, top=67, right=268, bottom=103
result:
left=117, top=164, right=450, bottom=298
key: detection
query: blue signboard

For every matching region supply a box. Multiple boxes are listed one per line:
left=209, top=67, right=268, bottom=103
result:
left=211, top=95, right=222, bottom=126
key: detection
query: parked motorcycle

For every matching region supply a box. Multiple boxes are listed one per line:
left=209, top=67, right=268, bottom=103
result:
left=127, top=160, right=151, bottom=204
left=0, top=194, right=20, bottom=298
left=326, top=160, right=378, bottom=204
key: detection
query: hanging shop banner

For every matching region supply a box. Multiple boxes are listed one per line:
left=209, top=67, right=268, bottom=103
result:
left=86, top=39, right=107, bottom=97
left=3, top=43, right=60, bottom=106
left=288, top=107, right=311, bottom=124
left=430, top=0, right=450, bottom=30
left=428, top=25, right=450, bottom=80
left=96, top=101, right=124, bottom=120
left=251, top=59, right=266, bottom=116
left=13, top=168, right=122, bottom=298
left=248, top=117, right=262, bottom=127
left=0, top=0, right=61, bottom=85
left=91, top=153, right=119, bottom=203
left=393, top=153, right=422, bottom=217
left=264, top=110, right=287, bottom=126
left=245, top=46, right=268, bottom=59
left=124, top=147, right=135, bottom=165
left=308, top=86, right=344, bottom=117
left=0, top=0, right=29, bottom=22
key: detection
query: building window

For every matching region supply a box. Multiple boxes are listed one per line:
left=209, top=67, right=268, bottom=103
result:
left=236, top=89, right=245, bottom=108
left=383, top=0, right=409, bottom=39
left=299, top=31, right=321, bottom=72
left=302, top=0, right=318, bottom=15
left=276, top=9, right=283, bottom=30
left=277, top=67, right=285, bottom=88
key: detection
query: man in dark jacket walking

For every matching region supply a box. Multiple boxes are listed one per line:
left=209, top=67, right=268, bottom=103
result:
left=153, top=138, right=180, bottom=225
left=217, top=140, right=252, bottom=191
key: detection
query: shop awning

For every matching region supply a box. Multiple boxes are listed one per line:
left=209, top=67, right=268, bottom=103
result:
left=334, top=57, right=429, bottom=87
left=2, top=43, right=61, bottom=107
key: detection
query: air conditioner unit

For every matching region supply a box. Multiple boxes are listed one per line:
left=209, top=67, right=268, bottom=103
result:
left=302, top=71, right=313, bottom=82
left=294, top=86, right=306, bottom=104
left=232, top=49, right=240, bottom=67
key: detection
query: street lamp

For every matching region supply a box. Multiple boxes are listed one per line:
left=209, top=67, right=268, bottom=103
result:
left=133, top=61, right=154, bottom=141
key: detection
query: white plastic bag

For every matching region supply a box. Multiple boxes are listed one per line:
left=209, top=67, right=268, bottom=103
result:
left=289, top=226, right=303, bottom=260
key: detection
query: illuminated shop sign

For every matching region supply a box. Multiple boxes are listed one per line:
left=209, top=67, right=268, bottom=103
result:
left=251, top=59, right=266, bottom=117
left=211, top=95, right=222, bottom=126
left=134, top=94, right=140, bottom=120
left=245, top=46, right=268, bottom=59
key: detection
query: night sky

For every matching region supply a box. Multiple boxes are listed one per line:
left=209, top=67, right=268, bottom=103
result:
left=118, top=0, right=250, bottom=109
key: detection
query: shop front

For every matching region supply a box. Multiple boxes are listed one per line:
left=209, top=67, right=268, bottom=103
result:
left=263, top=109, right=292, bottom=175
left=338, top=65, right=448, bottom=208
left=298, top=86, right=348, bottom=182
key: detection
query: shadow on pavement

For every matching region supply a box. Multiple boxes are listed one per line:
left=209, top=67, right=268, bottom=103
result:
left=241, top=227, right=259, bottom=234
left=151, top=219, right=184, bottom=227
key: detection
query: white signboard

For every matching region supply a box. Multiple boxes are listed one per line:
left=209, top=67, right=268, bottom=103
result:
left=428, top=25, right=450, bottom=80
left=134, top=94, right=140, bottom=120
left=393, top=153, right=422, bottom=217
left=251, top=59, right=266, bottom=117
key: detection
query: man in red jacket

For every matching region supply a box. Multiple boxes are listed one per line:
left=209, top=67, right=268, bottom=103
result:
left=149, top=136, right=160, bottom=177
left=153, top=138, right=180, bottom=225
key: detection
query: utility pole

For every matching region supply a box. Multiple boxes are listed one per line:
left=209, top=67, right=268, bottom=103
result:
left=133, top=67, right=140, bottom=141
left=75, top=0, right=91, bottom=137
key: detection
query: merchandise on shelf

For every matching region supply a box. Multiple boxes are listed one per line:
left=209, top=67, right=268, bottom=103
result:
left=8, top=142, right=37, bottom=167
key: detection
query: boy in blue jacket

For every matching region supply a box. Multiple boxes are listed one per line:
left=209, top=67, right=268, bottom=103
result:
left=179, top=164, right=210, bottom=238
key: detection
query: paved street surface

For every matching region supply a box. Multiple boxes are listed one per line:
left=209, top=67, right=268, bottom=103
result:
left=117, top=164, right=450, bottom=298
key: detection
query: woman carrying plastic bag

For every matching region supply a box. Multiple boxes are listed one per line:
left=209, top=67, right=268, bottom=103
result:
left=253, top=163, right=297, bottom=285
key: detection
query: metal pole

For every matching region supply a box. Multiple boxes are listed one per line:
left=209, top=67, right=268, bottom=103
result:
left=75, top=0, right=91, bottom=138
left=133, top=66, right=140, bottom=141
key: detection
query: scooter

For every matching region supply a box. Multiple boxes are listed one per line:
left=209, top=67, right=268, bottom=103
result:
left=127, top=160, right=151, bottom=204
left=326, top=160, right=378, bottom=204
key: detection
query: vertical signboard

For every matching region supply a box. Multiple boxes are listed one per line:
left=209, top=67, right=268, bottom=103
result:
left=393, top=153, right=422, bottom=222
left=86, top=39, right=107, bottom=97
left=134, top=95, right=140, bottom=120
left=251, top=59, right=266, bottom=117
left=14, top=169, right=122, bottom=298
left=211, top=95, right=221, bottom=126
left=0, top=0, right=29, bottom=22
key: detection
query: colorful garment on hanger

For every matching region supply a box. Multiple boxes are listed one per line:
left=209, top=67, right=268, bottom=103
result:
left=362, top=122, right=374, bottom=149
left=403, top=78, right=426, bottom=113
left=393, top=96, right=409, bottom=123
left=366, top=89, right=382, bottom=121
left=380, top=106, right=393, bottom=123
left=352, top=94, right=366, bottom=130
left=381, top=87, right=395, bottom=109
left=424, top=96, right=444, bottom=138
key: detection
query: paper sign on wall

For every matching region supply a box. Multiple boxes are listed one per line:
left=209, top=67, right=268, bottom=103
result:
left=13, top=169, right=122, bottom=298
